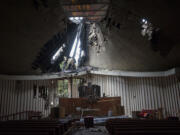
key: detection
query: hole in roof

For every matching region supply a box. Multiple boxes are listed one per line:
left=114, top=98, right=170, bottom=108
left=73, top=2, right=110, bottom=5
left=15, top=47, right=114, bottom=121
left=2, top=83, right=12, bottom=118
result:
left=140, top=18, right=161, bottom=52
left=68, top=23, right=84, bottom=69
left=141, top=18, right=153, bottom=40
left=51, top=43, right=66, bottom=63
left=142, top=18, right=148, bottom=24
left=69, top=17, right=83, bottom=24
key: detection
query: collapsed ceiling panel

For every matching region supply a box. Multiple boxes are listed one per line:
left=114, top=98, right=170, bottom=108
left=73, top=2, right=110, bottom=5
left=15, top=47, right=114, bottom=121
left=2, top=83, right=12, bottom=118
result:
left=61, top=0, right=110, bottom=22
left=67, top=11, right=106, bottom=17
left=63, top=4, right=109, bottom=11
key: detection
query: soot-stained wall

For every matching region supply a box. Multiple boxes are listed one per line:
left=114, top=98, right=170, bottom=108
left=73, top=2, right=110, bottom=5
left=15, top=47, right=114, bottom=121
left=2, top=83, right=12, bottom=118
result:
left=0, top=79, right=58, bottom=120
left=72, top=74, right=180, bottom=118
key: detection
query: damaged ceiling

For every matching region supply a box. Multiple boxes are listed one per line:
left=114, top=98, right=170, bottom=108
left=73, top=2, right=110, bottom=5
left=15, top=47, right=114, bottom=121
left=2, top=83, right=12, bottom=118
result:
left=88, top=0, right=180, bottom=71
left=0, top=0, right=180, bottom=75
left=62, top=0, right=109, bottom=22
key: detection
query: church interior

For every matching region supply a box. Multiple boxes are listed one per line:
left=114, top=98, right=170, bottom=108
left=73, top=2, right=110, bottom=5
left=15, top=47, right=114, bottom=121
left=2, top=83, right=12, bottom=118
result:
left=0, top=0, right=180, bottom=135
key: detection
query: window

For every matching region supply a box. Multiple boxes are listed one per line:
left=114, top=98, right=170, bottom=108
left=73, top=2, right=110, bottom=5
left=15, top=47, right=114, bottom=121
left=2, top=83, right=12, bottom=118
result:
left=57, top=79, right=69, bottom=97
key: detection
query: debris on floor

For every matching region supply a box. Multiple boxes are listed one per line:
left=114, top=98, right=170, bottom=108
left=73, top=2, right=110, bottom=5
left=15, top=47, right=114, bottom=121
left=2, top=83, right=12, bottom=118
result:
left=72, top=126, right=109, bottom=135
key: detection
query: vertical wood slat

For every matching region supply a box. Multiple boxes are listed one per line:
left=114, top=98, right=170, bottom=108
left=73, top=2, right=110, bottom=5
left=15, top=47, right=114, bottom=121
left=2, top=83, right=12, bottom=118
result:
left=0, top=79, right=58, bottom=120
left=173, top=77, right=180, bottom=116
left=79, top=75, right=180, bottom=118
left=0, top=80, right=3, bottom=115
left=1, top=75, right=180, bottom=119
left=1, top=80, right=5, bottom=116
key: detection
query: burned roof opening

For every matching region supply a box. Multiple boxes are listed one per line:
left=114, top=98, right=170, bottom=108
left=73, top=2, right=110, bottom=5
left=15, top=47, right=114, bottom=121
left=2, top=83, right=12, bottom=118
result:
left=32, top=23, right=73, bottom=72
left=1, top=0, right=180, bottom=75
left=32, top=22, right=88, bottom=73
left=69, top=23, right=83, bottom=67
left=69, top=17, right=83, bottom=24
left=32, top=0, right=110, bottom=74
left=51, top=43, right=66, bottom=64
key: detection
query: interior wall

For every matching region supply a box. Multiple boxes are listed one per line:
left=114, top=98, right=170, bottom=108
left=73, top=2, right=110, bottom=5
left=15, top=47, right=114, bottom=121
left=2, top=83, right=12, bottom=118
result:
left=73, top=74, right=180, bottom=118
left=0, top=79, right=58, bottom=120
left=71, top=79, right=80, bottom=98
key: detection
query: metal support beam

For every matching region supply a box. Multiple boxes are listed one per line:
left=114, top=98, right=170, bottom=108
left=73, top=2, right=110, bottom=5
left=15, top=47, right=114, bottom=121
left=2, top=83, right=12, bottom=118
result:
left=63, top=9, right=108, bottom=12
left=62, top=2, right=110, bottom=6
left=67, top=15, right=106, bottom=17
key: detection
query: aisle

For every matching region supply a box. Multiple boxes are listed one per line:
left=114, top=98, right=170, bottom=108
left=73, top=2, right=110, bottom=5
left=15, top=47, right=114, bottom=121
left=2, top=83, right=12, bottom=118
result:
left=72, top=126, right=109, bottom=135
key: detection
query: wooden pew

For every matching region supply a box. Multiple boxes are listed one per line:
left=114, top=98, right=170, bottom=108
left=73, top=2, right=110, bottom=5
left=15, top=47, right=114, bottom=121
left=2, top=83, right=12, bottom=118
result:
left=105, top=119, right=180, bottom=135
left=0, top=120, right=73, bottom=135
left=0, top=132, right=49, bottom=135
left=0, top=128, right=56, bottom=135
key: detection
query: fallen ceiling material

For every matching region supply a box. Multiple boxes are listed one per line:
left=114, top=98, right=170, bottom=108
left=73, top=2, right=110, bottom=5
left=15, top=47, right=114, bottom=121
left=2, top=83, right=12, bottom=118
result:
left=31, top=0, right=110, bottom=74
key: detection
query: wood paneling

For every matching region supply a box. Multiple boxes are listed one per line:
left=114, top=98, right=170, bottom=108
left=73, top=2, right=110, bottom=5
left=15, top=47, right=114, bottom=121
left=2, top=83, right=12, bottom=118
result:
left=72, top=75, right=180, bottom=118
left=0, top=79, right=58, bottom=120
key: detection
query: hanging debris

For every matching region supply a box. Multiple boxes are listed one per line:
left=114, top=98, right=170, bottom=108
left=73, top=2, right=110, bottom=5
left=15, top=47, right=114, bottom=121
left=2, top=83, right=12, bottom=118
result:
left=140, top=18, right=161, bottom=52
left=141, top=18, right=160, bottom=41
left=141, top=18, right=154, bottom=40
left=88, top=23, right=107, bottom=54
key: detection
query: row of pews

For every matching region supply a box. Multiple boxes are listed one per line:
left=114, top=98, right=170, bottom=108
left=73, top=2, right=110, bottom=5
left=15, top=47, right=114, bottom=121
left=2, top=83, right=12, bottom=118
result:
left=106, top=119, right=180, bottom=135
left=0, top=120, right=73, bottom=135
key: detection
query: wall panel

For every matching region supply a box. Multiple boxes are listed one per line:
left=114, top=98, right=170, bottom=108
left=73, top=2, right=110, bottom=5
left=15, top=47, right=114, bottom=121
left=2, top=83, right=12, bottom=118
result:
left=0, top=79, right=58, bottom=120
left=74, top=75, right=180, bottom=118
